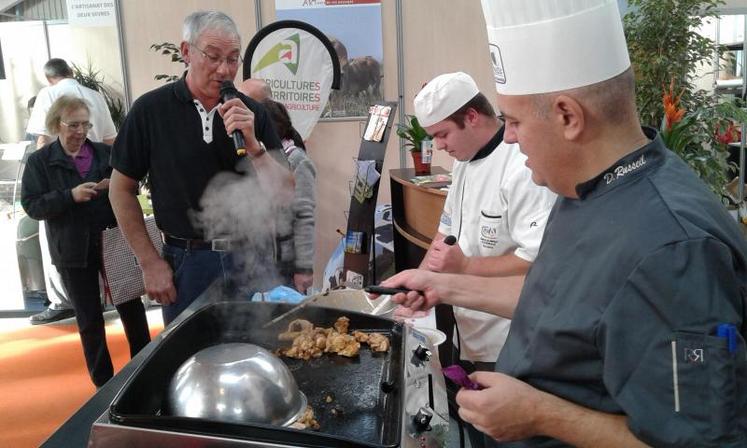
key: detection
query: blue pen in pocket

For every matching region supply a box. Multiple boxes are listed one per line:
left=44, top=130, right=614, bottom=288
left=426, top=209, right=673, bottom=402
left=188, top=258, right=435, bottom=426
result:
left=716, top=323, right=738, bottom=354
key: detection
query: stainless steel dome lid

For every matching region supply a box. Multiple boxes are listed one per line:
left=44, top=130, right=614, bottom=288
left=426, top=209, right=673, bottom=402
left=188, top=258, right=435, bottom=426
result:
left=168, top=343, right=307, bottom=426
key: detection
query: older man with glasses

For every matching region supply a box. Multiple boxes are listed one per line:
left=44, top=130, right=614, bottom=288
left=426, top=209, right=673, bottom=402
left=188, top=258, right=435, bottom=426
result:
left=109, top=10, right=293, bottom=326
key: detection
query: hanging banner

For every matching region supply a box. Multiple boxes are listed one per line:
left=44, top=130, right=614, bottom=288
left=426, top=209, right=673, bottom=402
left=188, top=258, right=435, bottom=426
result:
left=244, top=21, right=340, bottom=140
left=275, top=0, right=384, bottom=118
left=66, top=0, right=116, bottom=27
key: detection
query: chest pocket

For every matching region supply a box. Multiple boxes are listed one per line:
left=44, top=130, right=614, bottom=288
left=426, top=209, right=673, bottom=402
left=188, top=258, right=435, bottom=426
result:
left=477, top=208, right=512, bottom=256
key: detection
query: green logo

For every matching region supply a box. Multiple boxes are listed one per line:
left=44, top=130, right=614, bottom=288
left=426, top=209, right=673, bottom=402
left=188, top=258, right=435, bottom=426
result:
left=254, top=33, right=300, bottom=74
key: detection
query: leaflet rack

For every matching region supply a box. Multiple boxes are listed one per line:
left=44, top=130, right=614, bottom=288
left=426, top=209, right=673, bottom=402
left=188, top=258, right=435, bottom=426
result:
left=341, top=101, right=398, bottom=289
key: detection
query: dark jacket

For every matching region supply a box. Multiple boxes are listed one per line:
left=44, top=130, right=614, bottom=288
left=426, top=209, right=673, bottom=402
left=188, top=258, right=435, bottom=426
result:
left=21, top=139, right=116, bottom=268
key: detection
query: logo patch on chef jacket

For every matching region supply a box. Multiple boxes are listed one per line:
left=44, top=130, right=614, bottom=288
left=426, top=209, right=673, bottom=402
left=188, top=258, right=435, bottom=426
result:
left=479, top=224, right=499, bottom=249
left=440, top=212, right=451, bottom=226
left=683, top=347, right=705, bottom=364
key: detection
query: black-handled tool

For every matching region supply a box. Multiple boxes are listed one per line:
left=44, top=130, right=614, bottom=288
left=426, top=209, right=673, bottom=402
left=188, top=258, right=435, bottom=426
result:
left=364, top=285, right=413, bottom=295
left=364, top=236, right=456, bottom=296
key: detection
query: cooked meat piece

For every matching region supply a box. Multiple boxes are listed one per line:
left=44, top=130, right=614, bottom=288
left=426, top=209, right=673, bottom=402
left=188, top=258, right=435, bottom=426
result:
left=334, top=316, right=350, bottom=334
left=278, top=319, right=315, bottom=341
left=325, top=332, right=360, bottom=357
left=352, top=330, right=369, bottom=343
left=324, top=392, right=335, bottom=403
left=281, top=333, right=323, bottom=360
left=366, top=332, right=390, bottom=352
left=289, top=319, right=315, bottom=333
left=278, top=332, right=301, bottom=342
left=313, top=331, right=327, bottom=350
left=277, top=315, right=381, bottom=360
left=290, top=405, right=320, bottom=431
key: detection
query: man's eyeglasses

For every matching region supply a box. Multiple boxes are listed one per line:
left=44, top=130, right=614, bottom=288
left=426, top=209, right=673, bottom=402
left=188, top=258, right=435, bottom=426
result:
left=191, top=44, right=242, bottom=68
left=61, top=121, right=93, bottom=131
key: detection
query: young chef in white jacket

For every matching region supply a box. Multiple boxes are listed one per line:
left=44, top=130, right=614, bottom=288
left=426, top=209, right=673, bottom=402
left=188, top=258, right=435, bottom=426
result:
left=415, top=72, right=556, bottom=375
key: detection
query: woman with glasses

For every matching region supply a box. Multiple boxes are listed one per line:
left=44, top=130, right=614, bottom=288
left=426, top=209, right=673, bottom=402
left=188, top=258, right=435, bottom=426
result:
left=21, top=95, right=151, bottom=388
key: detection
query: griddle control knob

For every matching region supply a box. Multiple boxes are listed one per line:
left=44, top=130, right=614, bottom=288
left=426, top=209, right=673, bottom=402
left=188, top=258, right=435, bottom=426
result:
left=414, top=345, right=431, bottom=361
left=413, top=407, right=433, bottom=432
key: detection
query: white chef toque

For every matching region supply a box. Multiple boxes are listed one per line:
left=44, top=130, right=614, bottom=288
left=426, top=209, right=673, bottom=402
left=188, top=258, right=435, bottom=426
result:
left=481, top=0, right=630, bottom=95
left=414, top=72, right=480, bottom=127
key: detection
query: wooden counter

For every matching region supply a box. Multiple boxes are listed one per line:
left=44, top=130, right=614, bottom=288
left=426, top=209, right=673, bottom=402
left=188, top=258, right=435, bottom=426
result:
left=389, top=167, right=449, bottom=271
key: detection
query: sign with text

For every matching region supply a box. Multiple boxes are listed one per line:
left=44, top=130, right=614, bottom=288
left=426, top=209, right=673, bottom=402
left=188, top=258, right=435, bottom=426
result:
left=247, top=22, right=339, bottom=140
left=66, top=0, right=116, bottom=27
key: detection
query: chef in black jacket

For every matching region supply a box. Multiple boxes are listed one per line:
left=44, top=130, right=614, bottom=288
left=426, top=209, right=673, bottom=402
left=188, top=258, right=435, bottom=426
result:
left=377, top=0, right=747, bottom=446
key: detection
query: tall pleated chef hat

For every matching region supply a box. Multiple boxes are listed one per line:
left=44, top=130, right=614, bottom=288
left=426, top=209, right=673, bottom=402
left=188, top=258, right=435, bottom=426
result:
left=414, top=72, right=480, bottom=127
left=481, top=0, right=630, bottom=95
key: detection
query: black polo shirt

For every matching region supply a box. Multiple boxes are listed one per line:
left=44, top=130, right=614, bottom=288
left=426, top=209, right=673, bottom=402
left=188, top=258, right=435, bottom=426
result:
left=112, top=75, right=283, bottom=239
left=490, top=128, right=747, bottom=447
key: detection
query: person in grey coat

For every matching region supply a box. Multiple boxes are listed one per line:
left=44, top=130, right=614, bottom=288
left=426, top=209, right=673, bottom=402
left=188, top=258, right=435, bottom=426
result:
left=263, top=99, right=317, bottom=293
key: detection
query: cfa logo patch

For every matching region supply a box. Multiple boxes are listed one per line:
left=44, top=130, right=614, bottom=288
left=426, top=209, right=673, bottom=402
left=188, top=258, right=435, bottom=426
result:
left=254, top=33, right=301, bottom=75
left=480, top=225, right=497, bottom=240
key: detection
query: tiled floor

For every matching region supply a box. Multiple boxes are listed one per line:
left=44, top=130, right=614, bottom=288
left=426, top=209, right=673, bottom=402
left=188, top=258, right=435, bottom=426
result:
left=0, top=303, right=164, bottom=334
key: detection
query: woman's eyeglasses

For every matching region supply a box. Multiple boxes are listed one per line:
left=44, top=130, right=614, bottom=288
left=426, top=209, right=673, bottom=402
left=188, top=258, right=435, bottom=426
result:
left=61, top=121, right=93, bottom=131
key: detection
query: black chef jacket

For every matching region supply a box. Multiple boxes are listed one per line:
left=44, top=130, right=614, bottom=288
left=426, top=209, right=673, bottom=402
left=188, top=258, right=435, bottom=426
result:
left=490, top=128, right=747, bottom=448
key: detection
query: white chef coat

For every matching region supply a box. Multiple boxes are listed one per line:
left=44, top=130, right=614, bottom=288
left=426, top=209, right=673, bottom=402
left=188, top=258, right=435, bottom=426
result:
left=26, top=78, right=117, bottom=142
left=438, top=129, right=556, bottom=362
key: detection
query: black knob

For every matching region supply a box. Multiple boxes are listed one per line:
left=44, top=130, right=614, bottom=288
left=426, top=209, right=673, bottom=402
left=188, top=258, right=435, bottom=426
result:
left=413, top=407, right=433, bottom=432
left=414, top=345, right=431, bottom=361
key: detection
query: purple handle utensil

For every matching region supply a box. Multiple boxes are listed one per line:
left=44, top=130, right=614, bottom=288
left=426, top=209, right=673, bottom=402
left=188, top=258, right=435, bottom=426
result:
left=442, top=365, right=483, bottom=390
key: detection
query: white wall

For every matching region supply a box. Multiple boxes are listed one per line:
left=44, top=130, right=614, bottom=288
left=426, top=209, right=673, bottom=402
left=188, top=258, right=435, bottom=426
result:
left=0, top=21, right=50, bottom=143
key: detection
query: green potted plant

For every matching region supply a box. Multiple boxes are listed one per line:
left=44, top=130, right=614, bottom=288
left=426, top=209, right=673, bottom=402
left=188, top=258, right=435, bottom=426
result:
left=71, top=61, right=125, bottom=130
left=623, top=0, right=741, bottom=199
left=396, top=114, right=432, bottom=175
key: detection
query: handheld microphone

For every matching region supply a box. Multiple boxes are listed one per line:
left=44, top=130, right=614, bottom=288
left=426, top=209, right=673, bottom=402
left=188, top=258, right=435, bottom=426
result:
left=219, top=80, right=247, bottom=157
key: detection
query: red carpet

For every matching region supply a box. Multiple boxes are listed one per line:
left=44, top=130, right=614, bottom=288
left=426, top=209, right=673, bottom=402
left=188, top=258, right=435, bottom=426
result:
left=0, top=320, right=162, bottom=448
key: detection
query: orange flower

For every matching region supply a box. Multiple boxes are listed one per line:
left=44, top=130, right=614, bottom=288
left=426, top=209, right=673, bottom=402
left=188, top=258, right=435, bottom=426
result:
left=662, top=79, right=686, bottom=130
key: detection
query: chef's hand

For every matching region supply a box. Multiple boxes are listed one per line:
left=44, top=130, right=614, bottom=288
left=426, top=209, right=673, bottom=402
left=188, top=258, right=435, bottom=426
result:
left=293, top=272, right=314, bottom=294
left=392, top=305, right=429, bottom=321
left=378, top=269, right=441, bottom=312
left=71, top=182, right=99, bottom=202
left=219, top=98, right=262, bottom=156
left=141, top=257, right=177, bottom=305
left=457, top=371, right=546, bottom=442
left=424, top=238, right=467, bottom=273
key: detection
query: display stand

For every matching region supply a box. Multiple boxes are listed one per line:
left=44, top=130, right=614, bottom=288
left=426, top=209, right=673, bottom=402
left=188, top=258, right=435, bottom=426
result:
left=342, top=102, right=398, bottom=289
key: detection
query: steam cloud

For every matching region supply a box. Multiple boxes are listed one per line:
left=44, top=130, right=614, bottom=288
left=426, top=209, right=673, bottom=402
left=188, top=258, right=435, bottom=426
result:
left=191, top=158, right=293, bottom=300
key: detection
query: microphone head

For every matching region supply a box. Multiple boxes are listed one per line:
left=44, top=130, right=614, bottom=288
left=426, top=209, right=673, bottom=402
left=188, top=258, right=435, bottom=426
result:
left=219, top=80, right=237, bottom=97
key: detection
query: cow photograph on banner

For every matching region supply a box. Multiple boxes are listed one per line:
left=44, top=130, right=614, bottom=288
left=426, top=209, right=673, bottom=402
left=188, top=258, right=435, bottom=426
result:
left=244, top=20, right=341, bottom=140
left=273, top=0, right=384, bottom=118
